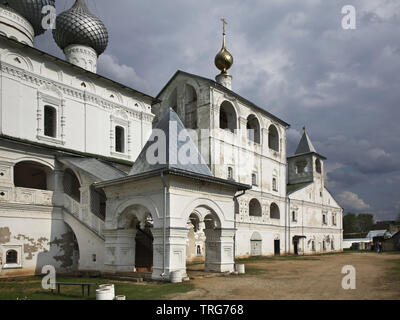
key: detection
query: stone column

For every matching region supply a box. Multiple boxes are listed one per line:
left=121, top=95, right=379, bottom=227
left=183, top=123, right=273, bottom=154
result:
left=152, top=227, right=189, bottom=281
left=103, top=228, right=137, bottom=273
left=204, top=228, right=235, bottom=273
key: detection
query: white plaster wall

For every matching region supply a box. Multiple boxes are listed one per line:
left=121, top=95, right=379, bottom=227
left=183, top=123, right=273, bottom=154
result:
left=0, top=207, right=78, bottom=277
left=0, top=40, right=154, bottom=163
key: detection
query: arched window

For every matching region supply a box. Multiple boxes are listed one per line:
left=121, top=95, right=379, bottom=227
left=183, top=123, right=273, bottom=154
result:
left=90, top=186, right=106, bottom=220
left=14, top=161, right=53, bottom=191
left=184, top=84, right=198, bottom=129
left=296, top=160, right=308, bottom=174
left=219, top=101, right=237, bottom=133
left=115, top=126, right=125, bottom=153
left=44, top=105, right=57, bottom=138
left=268, top=125, right=279, bottom=152
left=315, top=159, right=322, bottom=173
left=247, top=115, right=260, bottom=143
left=270, top=203, right=280, bottom=220
left=6, top=250, right=18, bottom=264
left=249, top=199, right=262, bottom=217
left=63, top=169, right=81, bottom=202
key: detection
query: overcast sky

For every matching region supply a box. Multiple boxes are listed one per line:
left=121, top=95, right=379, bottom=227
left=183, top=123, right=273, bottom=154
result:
left=35, top=0, right=400, bottom=220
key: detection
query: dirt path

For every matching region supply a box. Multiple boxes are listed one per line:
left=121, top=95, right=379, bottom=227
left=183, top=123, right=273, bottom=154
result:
left=169, top=253, right=400, bottom=300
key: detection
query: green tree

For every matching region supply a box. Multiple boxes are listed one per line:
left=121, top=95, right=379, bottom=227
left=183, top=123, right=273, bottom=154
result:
left=343, top=213, right=358, bottom=234
left=357, top=213, right=374, bottom=233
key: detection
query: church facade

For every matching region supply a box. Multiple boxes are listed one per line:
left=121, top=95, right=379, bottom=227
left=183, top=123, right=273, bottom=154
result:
left=0, top=1, right=342, bottom=281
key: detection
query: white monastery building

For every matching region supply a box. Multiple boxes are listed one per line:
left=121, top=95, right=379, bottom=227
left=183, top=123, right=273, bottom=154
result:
left=0, top=0, right=343, bottom=280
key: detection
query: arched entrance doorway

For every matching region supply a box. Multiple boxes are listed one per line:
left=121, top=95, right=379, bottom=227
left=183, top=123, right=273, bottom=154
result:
left=104, top=204, right=153, bottom=273
left=184, top=205, right=235, bottom=274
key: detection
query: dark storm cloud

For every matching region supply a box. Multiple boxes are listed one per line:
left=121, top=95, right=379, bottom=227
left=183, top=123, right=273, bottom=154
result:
left=35, top=0, right=400, bottom=219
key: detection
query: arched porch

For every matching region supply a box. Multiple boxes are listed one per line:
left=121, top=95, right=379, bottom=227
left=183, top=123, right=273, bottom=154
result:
left=103, top=203, right=154, bottom=274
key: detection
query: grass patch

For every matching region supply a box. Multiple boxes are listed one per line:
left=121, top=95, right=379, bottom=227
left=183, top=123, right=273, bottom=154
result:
left=241, top=266, right=269, bottom=276
left=235, top=255, right=320, bottom=264
left=0, top=276, right=194, bottom=300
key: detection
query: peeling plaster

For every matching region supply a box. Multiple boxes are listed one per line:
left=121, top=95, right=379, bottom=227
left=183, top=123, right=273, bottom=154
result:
left=0, top=227, right=11, bottom=244
left=14, top=234, right=49, bottom=260
left=51, top=231, right=78, bottom=268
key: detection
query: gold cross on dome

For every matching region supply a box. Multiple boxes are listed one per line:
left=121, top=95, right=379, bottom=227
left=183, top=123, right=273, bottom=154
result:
left=221, top=18, right=228, bottom=34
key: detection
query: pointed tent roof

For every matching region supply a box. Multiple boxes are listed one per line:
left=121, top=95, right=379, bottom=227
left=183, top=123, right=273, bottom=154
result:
left=129, top=108, right=213, bottom=177
left=295, top=127, right=317, bottom=155
left=288, top=127, right=326, bottom=160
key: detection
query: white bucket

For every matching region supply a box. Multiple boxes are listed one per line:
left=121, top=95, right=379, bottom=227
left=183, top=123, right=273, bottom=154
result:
left=96, top=288, right=113, bottom=300
left=235, top=264, right=245, bottom=274
left=115, top=295, right=126, bottom=300
left=170, top=271, right=182, bottom=283
left=98, top=284, right=115, bottom=299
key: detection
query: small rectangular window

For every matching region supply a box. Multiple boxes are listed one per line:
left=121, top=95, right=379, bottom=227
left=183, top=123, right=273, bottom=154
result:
left=292, top=211, right=297, bottom=222
left=252, top=173, right=257, bottom=186
left=115, top=126, right=125, bottom=153
left=228, top=167, right=233, bottom=180
left=323, top=214, right=327, bottom=225
left=272, top=178, right=278, bottom=191
left=44, top=105, right=57, bottom=138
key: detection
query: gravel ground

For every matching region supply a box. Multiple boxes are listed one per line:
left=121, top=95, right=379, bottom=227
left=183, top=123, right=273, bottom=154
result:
left=169, top=252, right=400, bottom=300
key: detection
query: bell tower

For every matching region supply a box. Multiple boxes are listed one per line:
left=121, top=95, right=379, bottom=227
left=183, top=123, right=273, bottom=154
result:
left=287, top=127, right=326, bottom=188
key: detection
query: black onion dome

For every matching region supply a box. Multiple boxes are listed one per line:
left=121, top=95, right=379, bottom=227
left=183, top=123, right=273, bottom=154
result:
left=7, top=0, right=56, bottom=36
left=52, top=0, right=108, bottom=56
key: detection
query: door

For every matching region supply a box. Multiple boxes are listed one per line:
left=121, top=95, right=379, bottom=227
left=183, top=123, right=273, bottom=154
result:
left=294, top=241, right=298, bottom=255
left=274, top=240, right=280, bottom=256
left=251, top=240, right=262, bottom=256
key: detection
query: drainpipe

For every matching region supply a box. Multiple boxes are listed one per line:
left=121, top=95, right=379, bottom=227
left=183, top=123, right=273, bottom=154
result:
left=288, top=197, right=291, bottom=255
left=160, top=172, right=167, bottom=279
left=285, top=195, right=287, bottom=253
left=233, top=190, right=246, bottom=262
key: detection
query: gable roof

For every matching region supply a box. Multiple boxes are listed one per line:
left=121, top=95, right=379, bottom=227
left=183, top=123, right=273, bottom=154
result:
left=157, top=70, right=290, bottom=127
left=129, top=108, right=213, bottom=177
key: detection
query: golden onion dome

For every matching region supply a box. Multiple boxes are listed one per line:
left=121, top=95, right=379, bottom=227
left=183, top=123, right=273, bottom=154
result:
left=215, top=19, right=233, bottom=74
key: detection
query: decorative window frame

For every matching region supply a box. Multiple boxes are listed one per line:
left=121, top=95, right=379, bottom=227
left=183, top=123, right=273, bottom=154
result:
left=322, top=211, right=328, bottom=225
left=110, top=115, right=131, bottom=160
left=292, top=210, right=297, bottom=222
left=36, top=90, right=65, bottom=145
left=272, top=177, right=278, bottom=192
left=2, top=245, right=23, bottom=269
